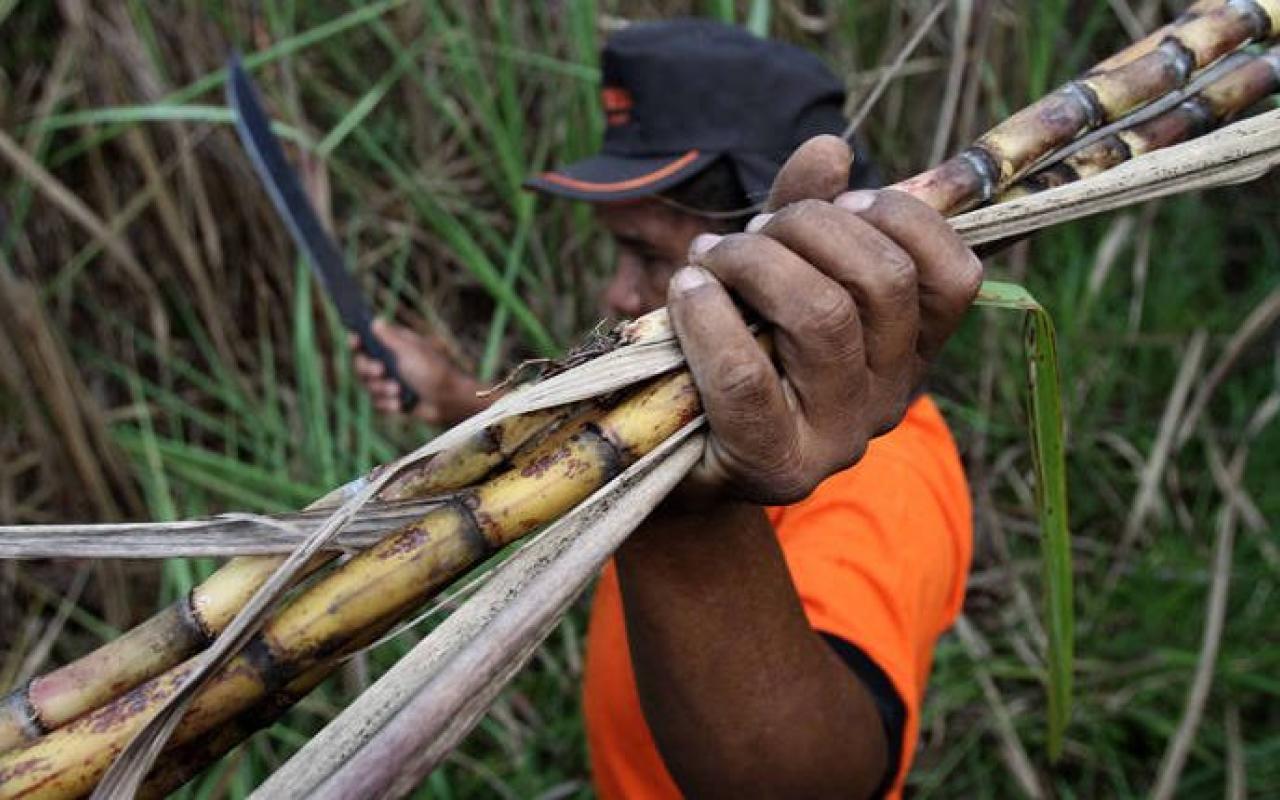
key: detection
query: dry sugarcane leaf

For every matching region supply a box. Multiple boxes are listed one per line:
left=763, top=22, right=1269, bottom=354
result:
left=252, top=419, right=706, bottom=800
left=0, top=500, right=444, bottom=559
left=951, top=107, right=1280, bottom=245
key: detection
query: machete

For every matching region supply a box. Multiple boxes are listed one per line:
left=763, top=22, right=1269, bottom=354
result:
left=226, top=54, right=418, bottom=413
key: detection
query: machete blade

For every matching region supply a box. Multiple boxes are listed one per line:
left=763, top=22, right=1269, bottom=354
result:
left=226, top=53, right=418, bottom=413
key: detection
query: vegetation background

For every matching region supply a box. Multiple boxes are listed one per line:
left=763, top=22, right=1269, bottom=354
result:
left=1, top=0, right=1276, bottom=797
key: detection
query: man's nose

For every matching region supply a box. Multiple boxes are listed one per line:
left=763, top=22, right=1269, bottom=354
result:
left=602, top=260, right=646, bottom=319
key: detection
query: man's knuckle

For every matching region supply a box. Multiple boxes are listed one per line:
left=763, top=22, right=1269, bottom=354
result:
left=957, top=251, right=984, bottom=301
left=882, top=188, right=942, bottom=223
left=711, top=355, right=773, bottom=403
left=876, top=247, right=917, bottom=297
left=774, top=197, right=821, bottom=219
left=799, top=285, right=857, bottom=339
left=699, top=232, right=754, bottom=269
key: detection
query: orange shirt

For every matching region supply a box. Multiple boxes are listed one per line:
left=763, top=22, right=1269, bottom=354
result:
left=583, top=395, right=972, bottom=798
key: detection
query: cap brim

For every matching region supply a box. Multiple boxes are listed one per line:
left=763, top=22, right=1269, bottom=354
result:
left=524, top=149, right=717, bottom=201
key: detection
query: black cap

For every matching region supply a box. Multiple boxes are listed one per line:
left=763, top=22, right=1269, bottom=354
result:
left=525, top=18, right=875, bottom=204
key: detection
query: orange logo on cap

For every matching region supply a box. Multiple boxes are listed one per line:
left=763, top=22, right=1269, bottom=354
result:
left=602, top=86, right=633, bottom=126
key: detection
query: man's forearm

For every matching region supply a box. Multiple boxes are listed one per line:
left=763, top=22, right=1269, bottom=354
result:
left=614, top=500, right=888, bottom=799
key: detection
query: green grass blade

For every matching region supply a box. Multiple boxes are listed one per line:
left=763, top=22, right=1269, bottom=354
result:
left=293, top=260, right=338, bottom=489
left=27, top=106, right=313, bottom=147
left=46, top=0, right=409, bottom=167
left=479, top=193, right=536, bottom=381
left=976, top=280, right=1074, bottom=760
left=704, top=0, right=735, bottom=24
left=746, top=0, right=772, bottom=37
left=345, top=124, right=559, bottom=355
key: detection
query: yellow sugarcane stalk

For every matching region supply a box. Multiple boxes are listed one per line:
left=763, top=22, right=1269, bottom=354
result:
left=1010, top=43, right=1280, bottom=194
left=897, top=0, right=1280, bottom=213
left=0, top=404, right=576, bottom=756
left=0, top=372, right=698, bottom=799
left=1090, top=0, right=1225, bottom=74
left=137, top=612, right=401, bottom=800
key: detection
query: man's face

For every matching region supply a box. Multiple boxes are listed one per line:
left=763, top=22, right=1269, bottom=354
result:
left=595, top=200, right=718, bottom=319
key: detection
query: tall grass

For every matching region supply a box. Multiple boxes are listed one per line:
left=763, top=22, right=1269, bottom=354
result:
left=2, top=1, right=1278, bottom=797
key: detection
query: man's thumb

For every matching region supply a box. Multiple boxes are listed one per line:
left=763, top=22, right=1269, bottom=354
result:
left=765, top=134, right=853, bottom=212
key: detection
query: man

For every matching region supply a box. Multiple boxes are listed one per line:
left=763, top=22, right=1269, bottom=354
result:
left=355, top=19, right=979, bottom=799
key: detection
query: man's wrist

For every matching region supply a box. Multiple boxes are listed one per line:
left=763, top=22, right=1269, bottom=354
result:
left=621, top=495, right=766, bottom=560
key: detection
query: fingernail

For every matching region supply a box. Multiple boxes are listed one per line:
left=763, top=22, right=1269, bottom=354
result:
left=837, top=190, right=876, bottom=213
left=746, top=213, right=773, bottom=234
left=670, top=266, right=712, bottom=296
left=690, top=233, right=722, bottom=256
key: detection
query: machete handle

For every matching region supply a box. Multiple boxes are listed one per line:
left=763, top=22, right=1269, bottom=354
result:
left=357, top=327, right=420, bottom=415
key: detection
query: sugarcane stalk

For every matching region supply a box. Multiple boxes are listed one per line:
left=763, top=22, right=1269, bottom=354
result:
left=0, top=404, right=578, bottom=756
left=134, top=658, right=332, bottom=800
left=896, top=0, right=1280, bottom=213
left=84, top=405, right=624, bottom=797
left=1010, top=44, right=1280, bottom=194
left=0, top=371, right=697, bottom=799
left=136, top=612, right=400, bottom=800
left=1089, top=0, right=1225, bottom=74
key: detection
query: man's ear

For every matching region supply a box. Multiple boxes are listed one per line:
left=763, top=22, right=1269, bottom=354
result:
left=765, top=134, right=853, bottom=212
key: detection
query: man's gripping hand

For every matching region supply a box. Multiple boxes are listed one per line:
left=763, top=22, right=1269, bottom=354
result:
left=667, top=135, right=982, bottom=507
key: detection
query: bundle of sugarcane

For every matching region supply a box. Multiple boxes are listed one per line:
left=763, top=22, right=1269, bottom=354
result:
left=5, top=2, right=1280, bottom=796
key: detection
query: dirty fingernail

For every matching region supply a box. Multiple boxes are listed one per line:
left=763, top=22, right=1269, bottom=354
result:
left=837, top=190, right=876, bottom=213
left=746, top=213, right=773, bottom=233
left=690, top=233, right=722, bottom=256
left=670, top=266, right=713, bottom=296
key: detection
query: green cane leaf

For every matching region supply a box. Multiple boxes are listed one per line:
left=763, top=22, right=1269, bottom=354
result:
left=977, top=279, right=1075, bottom=760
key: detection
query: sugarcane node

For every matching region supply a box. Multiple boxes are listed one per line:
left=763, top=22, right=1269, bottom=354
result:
left=1066, top=137, right=1130, bottom=180
left=452, top=495, right=494, bottom=560
left=1066, top=81, right=1108, bottom=129
left=586, top=423, right=629, bottom=478
left=1177, top=96, right=1218, bottom=134
left=180, top=589, right=217, bottom=645
left=240, top=636, right=294, bottom=694
left=1180, top=1, right=1273, bottom=65
left=959, top=148, right=1001, bottom=202
left=1160, top=37, right=1199, bottom=85
left=0, top=687, right=45, bottom=741
left=1242, top=0, right=1280, bottom=34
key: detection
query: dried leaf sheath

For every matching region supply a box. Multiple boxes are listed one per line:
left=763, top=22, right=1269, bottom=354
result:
left=1013, top=45, right=1280, bottom=193
left=0, top=405, right=577, bottom=756
left=0, top=373, right=699, bottom=800
left=896, top=0, right=1280, bottom=213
